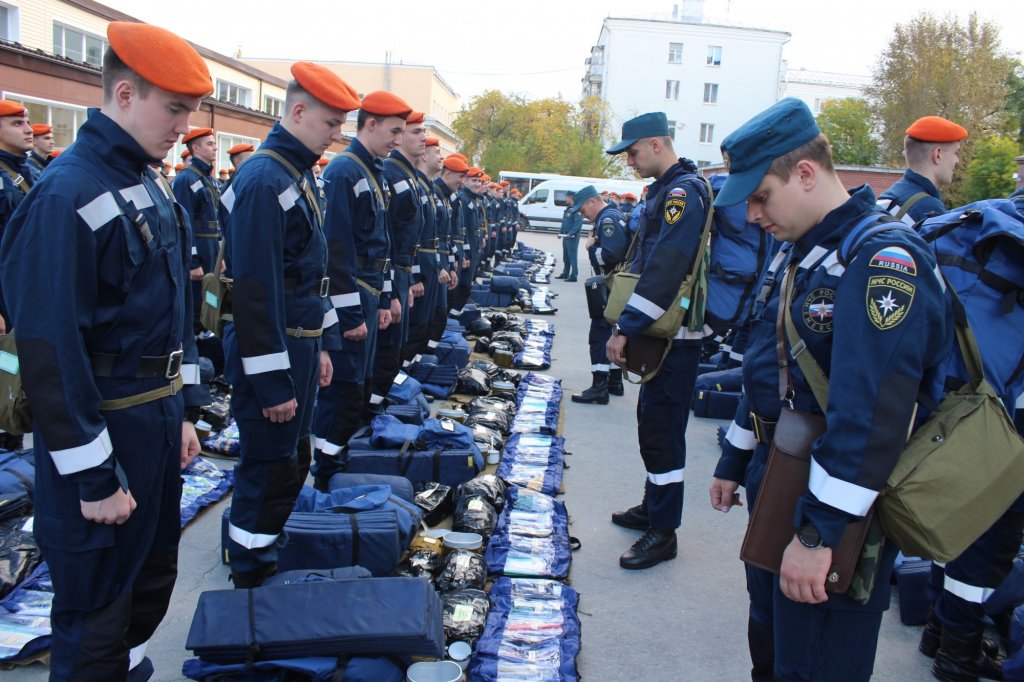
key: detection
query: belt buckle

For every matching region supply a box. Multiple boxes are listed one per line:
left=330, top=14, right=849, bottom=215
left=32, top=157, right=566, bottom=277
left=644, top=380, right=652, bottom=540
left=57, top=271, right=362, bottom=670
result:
left=165, top=350, right=184, bottom=380
left=749, top=411, right=762, bottom=444
left=319, top=277, right=330, bottom=298
left=381, top=258, right=391, bottom=273
left=432, top=238, right=440, bottom=248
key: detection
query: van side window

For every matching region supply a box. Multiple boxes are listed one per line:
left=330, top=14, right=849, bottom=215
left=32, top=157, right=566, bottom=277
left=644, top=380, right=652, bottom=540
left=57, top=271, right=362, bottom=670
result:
left=527, top=189, right=548, bottom=204
left=554, top=191, right=570, bottom=207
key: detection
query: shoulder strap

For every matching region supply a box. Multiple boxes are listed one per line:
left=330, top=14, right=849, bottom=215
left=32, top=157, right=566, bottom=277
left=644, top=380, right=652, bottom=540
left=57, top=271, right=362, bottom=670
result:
left=252, top=149, right=323, bottom=228
left=893, top=192, right=929, bottom=222
left=0, top=159, right=30, bottom=194
left=340, top=151, right=385, bottom=208
left=838, top=213, right=909, bottom=265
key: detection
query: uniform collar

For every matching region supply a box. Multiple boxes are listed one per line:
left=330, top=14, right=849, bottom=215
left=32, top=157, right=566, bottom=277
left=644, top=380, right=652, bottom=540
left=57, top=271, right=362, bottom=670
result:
left=0, top=148, right=29, bottom=173
left=388, top=149, right=416, bottom=175
left=189, top=156, right=213, bottom=176
left=263, top=123, right=319, bottom=176
left=77, top=108, right=161, bottom=172
left=903, top=168, right=941, bottom=198
left=347, top=137, right=383, bottom=172
left=647, top=157, right=698, bottom=196
left=435, top=177, right=454, bottom=194
left=793, top=184, right=877, bottom=259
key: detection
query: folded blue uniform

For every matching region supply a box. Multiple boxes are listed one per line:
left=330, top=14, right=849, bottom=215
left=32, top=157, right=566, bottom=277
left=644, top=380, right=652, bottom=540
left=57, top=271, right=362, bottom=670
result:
left=186, top=577, right=444, bottom=662
left=486, top=487, right=573, bottom=581
left=496, top=433, right=565, bottom=497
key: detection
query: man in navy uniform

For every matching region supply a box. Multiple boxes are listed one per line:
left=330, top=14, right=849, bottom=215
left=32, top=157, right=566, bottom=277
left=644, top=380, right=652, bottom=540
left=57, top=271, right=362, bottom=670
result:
left=434, top=154, right=468, bottom=333
left=604, top=112, right=712, bottom=569
left=877, top=115, right=967, bottom=224
left=449, top=166, right=483, bottom=314
left=372, top=109, right=426, bottom=409
left=173, top=127, right=220, bottom=290
left=27, top=123, right=54, bottom=178
left=571, top=184, right=629, bottom=404
left=313, top=90, right=410, bottom=489
left=227, top=142, right=254, bottom=171
left=708, top=98, right=952, bottom=681
left=221, top=61, right=358, bottom=587
left=408, top=135, right=443, bottom=362
left=556, top=191, right=581, bottom=281
left=0, top=21, right=209, bottom=680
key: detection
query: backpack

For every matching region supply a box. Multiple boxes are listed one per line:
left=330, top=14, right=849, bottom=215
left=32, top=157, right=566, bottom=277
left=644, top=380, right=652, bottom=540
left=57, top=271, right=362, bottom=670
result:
left=704, top=173, right=780, bottom=333
left=876, top=191, right=930, bottom=225
left=916, top=199, right=1024, bottom=410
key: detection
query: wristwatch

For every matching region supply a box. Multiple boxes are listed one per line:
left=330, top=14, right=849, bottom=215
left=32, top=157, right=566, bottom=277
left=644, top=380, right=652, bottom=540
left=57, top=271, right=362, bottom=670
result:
left=797, top=523, right=825, bottom=549
left=611, top=323, right=623, bottom=337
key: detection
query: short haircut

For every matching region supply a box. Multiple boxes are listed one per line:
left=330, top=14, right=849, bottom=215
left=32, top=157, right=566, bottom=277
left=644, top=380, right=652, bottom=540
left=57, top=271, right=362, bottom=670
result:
left=102, top=47, right=151, bottom=102
left=766, top=133, right=834, bottom=181
left=656, top=135, right=674, bottom=150
left=357, top=109, right=388, bottom=131
left=284, top=79, right=313, bottom=109
left=904, top=136, right=955, bottom=167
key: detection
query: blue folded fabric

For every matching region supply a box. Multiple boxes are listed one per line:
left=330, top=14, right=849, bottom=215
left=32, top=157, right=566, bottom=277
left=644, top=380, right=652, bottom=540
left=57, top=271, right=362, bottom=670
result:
left=694, top=367, right=743, bottom=393
left=180, top=457, right=234, bottom=528
left=186, top=577, right=445, bottom=662
left=292, top=485, right=422, bottom=549
left=345, top=445, right=482, bottom=489
left=496, top=434, right=565, bottom=497
left=0, top=562, right=53, bottom=663
left=262, top=566, right=372, bottom=587
left=512, top=374, right=563, bottom=436
left=327, top=472, right=414, bottom=502
left=369, top=416, right=484, bottom=469
left=386, top=373, right=430, bottom=418
left=486, top=487, right=572, bottom=581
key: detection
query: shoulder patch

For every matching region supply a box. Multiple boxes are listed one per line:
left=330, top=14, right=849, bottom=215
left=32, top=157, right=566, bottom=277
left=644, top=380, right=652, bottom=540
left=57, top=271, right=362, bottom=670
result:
left=801, top=288, right=835, bottom=333
left=669, top=187, right=687, bottom=198
left=602, top=221, right=616, bottom=238
left=664, top=198, right=686, bottom=225
left=866, top=275, right=915, bottom=331
left=869, top=246, right=917, bottom=276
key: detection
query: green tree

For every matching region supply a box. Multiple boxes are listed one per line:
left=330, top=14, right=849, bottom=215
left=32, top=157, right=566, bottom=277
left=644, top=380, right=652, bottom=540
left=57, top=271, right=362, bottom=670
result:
left=867, top=12, right=1016, bottom=204
left=815, top=98, right=880, bottom=166
left=964, top=134, right=1019, bottom=201
left=452, top=91, right=617, bottom=178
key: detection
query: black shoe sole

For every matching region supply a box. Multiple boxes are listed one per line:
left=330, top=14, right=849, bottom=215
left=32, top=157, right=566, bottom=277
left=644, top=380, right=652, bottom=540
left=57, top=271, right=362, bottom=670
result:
left=620, top=549, right=678, bottom=570
left=607, top=388, right=624, bottom=396
left=611, top=515, right=650, bottom=531
left=571, top=395, right=609, bottom=404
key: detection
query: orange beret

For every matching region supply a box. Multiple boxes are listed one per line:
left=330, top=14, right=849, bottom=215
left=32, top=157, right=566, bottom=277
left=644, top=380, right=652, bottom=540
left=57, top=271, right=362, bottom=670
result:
left=31, top=124, right=52, bottom=136
left=623, top=192, right=637, bottom=200
left=360, top=91, right=412, bottom=119
left=174, top=163, right=185, bottom=171
left=406, top=111, right=425, bottom=125
left=499, top=180, right=510, bottom=187
left=0, top=100, right=26, bottom=117
left=228, top=167, right=236, bottom=173
left=425, top=137, right=440, bottom=147
left=227, top=143, right=254, bottom=156
left=182, top=128, right=213, bottom=145
left=482, top=174, right=491, bottom=182
left=449, top=153, right=469, bottom=163
left=442, top=156, right=469, bottom=173
left=163, top=161, right=171, bottom=168
left=180, top=149, right=191, bottom=159
left=906, top=116, right=968, bottom=143
left=316, top=158, right=330, bottom=167
left=218, top=168, right=228, bottom=175
left=290, top=61, right=361, bottom=112
left=49, top=150, right=63, bottom=159
left=107, top=22, right=212, bottom=98
left=467, top=167, right=484, bottom=178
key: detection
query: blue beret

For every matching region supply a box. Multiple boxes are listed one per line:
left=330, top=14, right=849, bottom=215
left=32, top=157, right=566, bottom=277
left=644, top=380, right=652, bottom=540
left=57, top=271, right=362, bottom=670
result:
left=607, top=112, right=670, bottom=154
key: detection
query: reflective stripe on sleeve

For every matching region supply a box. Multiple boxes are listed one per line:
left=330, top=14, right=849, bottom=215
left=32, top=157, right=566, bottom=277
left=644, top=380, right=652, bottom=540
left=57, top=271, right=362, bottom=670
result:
left=180, top=363, right=201, bottom=385
left=227, top=522, right=278, bottom=550
left=221, top=186, right=236, bottom=213
left=808, top=457, right=878, bottom=516
left=626, top=292, right=666, bottom=320
left=50, top=428, right=113, bottom=476
left=278, top=184, right=300, bottom=212
left=725, top=421, right=756, bottom=451
left=241, top=351, right=291, bottom=375
left=119, top=184, right=154, bottom=210
left=331, top=292, right=360, bottom=308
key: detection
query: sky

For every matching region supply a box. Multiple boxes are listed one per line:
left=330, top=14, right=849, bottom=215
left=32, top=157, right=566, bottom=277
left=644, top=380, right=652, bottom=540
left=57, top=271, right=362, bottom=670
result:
left=103, top=0, right=1024, bottom=104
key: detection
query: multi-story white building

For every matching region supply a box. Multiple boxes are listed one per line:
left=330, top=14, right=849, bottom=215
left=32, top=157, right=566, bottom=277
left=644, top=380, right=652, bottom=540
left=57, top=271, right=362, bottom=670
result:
left=582, top=10, right=790, bottom=167
left=782, top=68, right=871, bottom=115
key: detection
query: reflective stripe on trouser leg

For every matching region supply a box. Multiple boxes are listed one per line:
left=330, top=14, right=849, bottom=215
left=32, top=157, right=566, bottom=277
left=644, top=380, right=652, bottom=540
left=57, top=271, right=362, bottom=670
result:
left=589, top=317, right=612, bottom=376
left=312, top=380, right=365, bottom=481
left=636, top=340, right=701, bottom=529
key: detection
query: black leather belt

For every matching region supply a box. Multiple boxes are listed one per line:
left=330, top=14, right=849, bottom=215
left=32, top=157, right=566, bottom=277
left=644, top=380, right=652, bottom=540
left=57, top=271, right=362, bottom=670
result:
left=283, top=277, right=330, bottom=297
left=356, top=256, right=391, bottom=273
left=92, top=349, right=184, bottom=380
left=750, top=411, right=777, bottom=445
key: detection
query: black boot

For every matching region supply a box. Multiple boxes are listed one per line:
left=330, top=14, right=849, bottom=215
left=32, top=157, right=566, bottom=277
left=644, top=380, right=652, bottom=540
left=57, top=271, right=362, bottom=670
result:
left=619, top=528, right=678, bottom=570
left=230, top=562, right=278, bottom=589
left=921, top=606, right=942, bottom=658
left=607, top=368, right=624, bottom=396
left=932, top=627, right=1004, bottom=682
left=572, top=373, right=609, bottom=404
left=611, top=503, right=650, bottom=530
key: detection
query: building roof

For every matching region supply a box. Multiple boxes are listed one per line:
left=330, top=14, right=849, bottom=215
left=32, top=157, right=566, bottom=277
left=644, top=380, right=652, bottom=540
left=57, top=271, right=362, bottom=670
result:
left=603, top=15, right=791, bottom=39
left=246, top=57, right=459, bottom=99
left=785, top=68, right=872, bottom=88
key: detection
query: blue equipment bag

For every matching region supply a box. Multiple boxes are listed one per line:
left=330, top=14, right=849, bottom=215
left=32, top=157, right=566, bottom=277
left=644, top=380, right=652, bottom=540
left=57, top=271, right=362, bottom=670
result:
left=436, top=331, right=471, bottom=369
left=262, top=566, right=372, bottom=587
left=470, top=286, right=513, bottom=309
left=489, top=275, right=520, bottom=294
left=183, top=654, right=405, bottom=682
left=385, top=403, right=424, bottom=426
left=692, top=389, right=742, bottom=420
left=496, top=433, right=565, bottom=497
left=469, top=577, right=581, bottom=682
left=894, top=557, right=932, bottom=625
left=0, top=449, right=33, bottom=496
left=368, top=416, right=484, bottom=466
left=694, top=367, right=743, bottom=393
left=705, top=173, right=780, bottom=333
left=915, top=199, right=1024, bottom=407
left=386, top=372, right=430, bottom=418
left=486, top=487, right=573, bottom=580
left=185, top=577, right=445, bottom=662
left=326, top=472, right=414, bottom=502
left=406, top=362, right=459, bottom=395
left=345, top=435, right=483, bottom=489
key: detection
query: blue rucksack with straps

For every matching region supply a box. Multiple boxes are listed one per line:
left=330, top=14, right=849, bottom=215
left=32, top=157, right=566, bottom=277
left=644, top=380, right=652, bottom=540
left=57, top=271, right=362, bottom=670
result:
left=839, top=201, right=1024, bottom=413
left=705, top=173, right=780, bottom=333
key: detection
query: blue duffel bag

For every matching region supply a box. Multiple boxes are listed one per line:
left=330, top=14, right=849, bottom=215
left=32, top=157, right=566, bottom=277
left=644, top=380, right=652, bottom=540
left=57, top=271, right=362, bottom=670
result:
left=387, top=373, right=430, bottom=418
left=326, top=473, right=415, bottom=502
left=369, top=416, right=482, bottom=461
left=183, top=654, right=405, bottom=682
left=694, top=366, right=743, bottom=392
left=385, top=403, right=424, bottom=426
left=262, top=566, right=372, bottom=587
left=0, top=449, right=34, bottom=496
left=406, top=363, right=459, bottom=396
left=345, top=443, right=483, bottom=489
left=292, top=485, right=421, bottom=549
left=186, top=577, right=444, bottom=662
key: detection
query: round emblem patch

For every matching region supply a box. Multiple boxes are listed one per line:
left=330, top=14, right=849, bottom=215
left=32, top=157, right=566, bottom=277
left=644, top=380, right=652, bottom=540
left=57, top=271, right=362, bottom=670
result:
left=801, top=288, right=835, bottom=333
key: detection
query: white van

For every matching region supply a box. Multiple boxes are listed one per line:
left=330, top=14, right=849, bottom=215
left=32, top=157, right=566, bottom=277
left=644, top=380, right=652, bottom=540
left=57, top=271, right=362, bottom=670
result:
left=517, top=178, right=645, bottom=232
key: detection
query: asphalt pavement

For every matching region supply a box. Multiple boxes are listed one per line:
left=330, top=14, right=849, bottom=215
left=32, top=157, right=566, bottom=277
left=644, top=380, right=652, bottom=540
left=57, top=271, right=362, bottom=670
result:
left=7, top=231, right=936, bottom=681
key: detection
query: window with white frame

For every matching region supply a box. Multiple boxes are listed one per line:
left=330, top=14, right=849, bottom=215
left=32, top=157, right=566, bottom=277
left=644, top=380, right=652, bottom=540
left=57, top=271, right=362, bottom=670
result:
left=53, top=22, right=106, bottom=67
left=665, top=80, right=680, bottom=101
left=703, top=83, right=718, bottom=104
left=215, top=133, right=260, bottom=173
left=668, top=42, right=683, bottom=64
left=263, top=95, right=283, bottom=118
left=707, top=45, right=722, bottom=67
left=0, top=3, right=20, bottom=42
left=216, top=80, right=252, bottom=108
left=10, top=93, right=87, bottom=149
left=696, top=160, right=713, bottom=168
left=666, top=119, right=677, bottom=141
left=814, top=98, right=825, bottom=114
left=700, top=123, right=715, bottom=144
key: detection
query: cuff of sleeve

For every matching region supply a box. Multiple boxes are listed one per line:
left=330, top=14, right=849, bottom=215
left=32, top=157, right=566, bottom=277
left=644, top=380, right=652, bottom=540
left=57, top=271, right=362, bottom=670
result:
left=796, top=495, right=854, bottom=549
left=250, top=371, right=297, bottom=410
left=72, top=455, right=122, bottom=502
left=713, top=451, right=750, bottom=485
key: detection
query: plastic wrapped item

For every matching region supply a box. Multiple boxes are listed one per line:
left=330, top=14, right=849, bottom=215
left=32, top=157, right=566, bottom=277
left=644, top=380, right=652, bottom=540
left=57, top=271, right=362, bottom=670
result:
left=436, top=549, right=488, bottom=592
left=0, top=529, right=40, bottom=600
left=464, top=410, right=512, bottom=436
left=414, top=481, right=454, bottom=527
left=490, top=331, right=524, bottom=353
left=180, top=456, right=234, bottom=528
left=456, top=475, right=507, bottom=513
left=465, top=318, right=493, bottom=337
left=442, top=588, right=490, bottom=645
left=199, top=396, right=232, bottom=431
left=408, top=549, right=444, bottom=578
left=455, top=368, right=491, bottom=396
left=474, top=336, right=492, bottom=353
left=0, top=562, right=53, bottom=663
left=201, top=420, right=241, bottom=457
left=470, top=423, right=505, bottom=453
left=468, top=360, right=501, bottom=378
left=467, top=396, right=518, bottom=416
left=453, top=495, right=498, bottom=540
